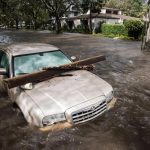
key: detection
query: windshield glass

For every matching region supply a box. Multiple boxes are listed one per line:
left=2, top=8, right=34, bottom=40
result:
left=13, top=50, right=71, bottom=76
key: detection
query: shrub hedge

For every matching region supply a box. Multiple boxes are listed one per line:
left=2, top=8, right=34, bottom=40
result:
left=101, top=23, right=127, bottom=37
left=123, top=20, right=144, bottom=39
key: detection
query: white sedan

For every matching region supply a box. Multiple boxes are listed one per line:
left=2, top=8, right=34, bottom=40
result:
left=0, top=43, right=115, bottom=130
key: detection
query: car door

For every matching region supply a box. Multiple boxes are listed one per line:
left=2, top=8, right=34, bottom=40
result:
left=0, top=50, right=9, bottom=92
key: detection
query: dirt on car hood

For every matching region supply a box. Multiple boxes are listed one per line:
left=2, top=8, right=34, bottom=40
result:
left=25, top=70, right=112, bottom=116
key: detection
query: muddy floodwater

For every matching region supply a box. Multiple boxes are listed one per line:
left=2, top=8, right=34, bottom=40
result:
left=0, top=31, right=150, bottom=150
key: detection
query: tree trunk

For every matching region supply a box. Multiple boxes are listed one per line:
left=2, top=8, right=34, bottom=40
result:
left=33, top=15, right=38, bottom=30
left=55, top=16, right=61, bottom=34
left=34, top=19, right=37, bottom=30
left=15, top=19, right=19, bottom=30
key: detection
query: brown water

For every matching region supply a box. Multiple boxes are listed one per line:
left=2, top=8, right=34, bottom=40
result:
left=0, top=31, right=150, bottom=150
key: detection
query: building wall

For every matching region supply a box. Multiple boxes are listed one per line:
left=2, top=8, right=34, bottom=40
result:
left=101, top=8, right=106, bottom=14
left=101, top=8, right=122, bottom=15
left=93, top=18, right=120, bottom=26
left=74, top=19, right=81, bottom=28
left=118, top=11, right=122, bottom=15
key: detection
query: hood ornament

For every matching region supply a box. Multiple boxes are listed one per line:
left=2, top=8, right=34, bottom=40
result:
left=91, top=106, right=96, bottom=111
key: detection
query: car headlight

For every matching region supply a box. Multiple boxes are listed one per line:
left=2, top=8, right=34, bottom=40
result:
left=106, top=91, right=114, bottom=103
left=42, top=113, right=66, bottom=126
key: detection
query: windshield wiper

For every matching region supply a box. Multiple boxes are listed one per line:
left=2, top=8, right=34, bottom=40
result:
left=17, top=73, right=28, bottom=75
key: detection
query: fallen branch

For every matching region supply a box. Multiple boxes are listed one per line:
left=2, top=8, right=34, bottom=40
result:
left=4, top=55, right=106, bottom=89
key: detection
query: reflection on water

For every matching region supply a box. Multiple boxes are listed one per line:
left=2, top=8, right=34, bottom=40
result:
left=0, top=35, right=12, bottom=44
left=0, top=31, right=150, bottom=150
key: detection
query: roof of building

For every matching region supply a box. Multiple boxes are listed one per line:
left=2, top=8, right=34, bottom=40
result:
left=3, top=43, right=59, bottom=56
left=64, top=13, right=139, bottom=21
left=102, top=7, right=120, bottom=11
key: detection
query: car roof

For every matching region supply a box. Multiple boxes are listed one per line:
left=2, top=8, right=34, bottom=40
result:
left=2, top=43, right=59, bottom=56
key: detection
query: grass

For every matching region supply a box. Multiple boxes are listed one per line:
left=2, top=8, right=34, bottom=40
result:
left=92, top=33, right=134, bottom=40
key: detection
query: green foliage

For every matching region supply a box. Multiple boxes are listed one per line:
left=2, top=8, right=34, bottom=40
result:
left=124, top=19, right=144, bottom=39
left=93, top=33, right=133, bottom=40
left=0, top=0, right=48, bottom=30
left=101, top=23, right=127, bottom=37
left=95, top=20, right=144, bottom=40
left=0, top=0, right=104, bottom=33
left=21, top=0, right=48, bottom=30
left=105, top=0, right=120, bottom=9
left=41, top=0, right=81, bottom=33
left=0, top=0, right=22, bottom=29
left=80, top=0, right=103, bottom=14
left=124, top=0, right=143, bottom=18
left=105, top=0, right=144, bottom=18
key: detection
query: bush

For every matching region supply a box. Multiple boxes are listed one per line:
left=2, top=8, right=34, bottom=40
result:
left=102, top=23, right=127, bottom=37
left=124, top=20, right=144, bottom=39
left=76, top=25, right=83, bottom=32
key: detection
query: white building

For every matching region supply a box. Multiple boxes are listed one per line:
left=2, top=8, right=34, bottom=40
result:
left=61, top=7, right=139, bottom=31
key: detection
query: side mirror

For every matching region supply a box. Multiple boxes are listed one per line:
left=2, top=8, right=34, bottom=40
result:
left=71, top=56, right=78, bottom=62
left=0, top=68, right=7, bottom=75
left=20, top=83, right=33, bottom=90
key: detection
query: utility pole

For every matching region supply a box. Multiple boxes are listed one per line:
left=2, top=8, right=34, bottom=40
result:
left=142, top=0, right=150, bottom=51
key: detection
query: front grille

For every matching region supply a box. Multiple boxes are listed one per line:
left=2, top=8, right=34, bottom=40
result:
left=72, top=100, right=107, bottom=124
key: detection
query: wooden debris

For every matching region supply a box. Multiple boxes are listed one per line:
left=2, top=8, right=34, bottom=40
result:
left=4, top=55, right=106, bottom=89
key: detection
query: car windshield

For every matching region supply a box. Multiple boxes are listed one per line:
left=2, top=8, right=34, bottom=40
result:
left=13, top=50, right=71, bottom=76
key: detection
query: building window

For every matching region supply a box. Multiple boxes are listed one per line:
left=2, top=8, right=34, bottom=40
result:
left=74, top=12, right=78, bottom=16
left=113, top=11, right=118, bottom=15
left=72, top=6, right=77, bottom=11
left=106, top=10, right=112, bottom=14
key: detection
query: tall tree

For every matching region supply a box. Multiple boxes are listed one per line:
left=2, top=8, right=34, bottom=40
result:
left=105, top=0, right=143, bottom=18
left=80, top=0, right=103, bottom=33
left=41, top=0, right=80, bottom=33
left=0, top=0, right=22, bottom=29
left=0, top=0, right=48, bottom=29
left=125, top=0, right=143, bottom=17
left=105, top=0, right=119, bottom=8
left=21, top=0, right=48, bottom=30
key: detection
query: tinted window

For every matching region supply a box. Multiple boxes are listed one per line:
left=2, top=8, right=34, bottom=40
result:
left=0, top=53, right=8, bottom=69
left=0, top=51, right=3, bottom=62
left=0, top=51, right=9, bottom=69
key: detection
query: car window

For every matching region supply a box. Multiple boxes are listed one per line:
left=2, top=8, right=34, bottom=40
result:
left=0, top=51, right=9, bottom=69
left=0, top=51, right=3, bottom=63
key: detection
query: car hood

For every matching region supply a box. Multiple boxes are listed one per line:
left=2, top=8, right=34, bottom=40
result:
left=25, top=70, right=112, bottom=116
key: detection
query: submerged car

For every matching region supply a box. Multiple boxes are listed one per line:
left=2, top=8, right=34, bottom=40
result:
left=0, top=43, right=115, bottom=129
